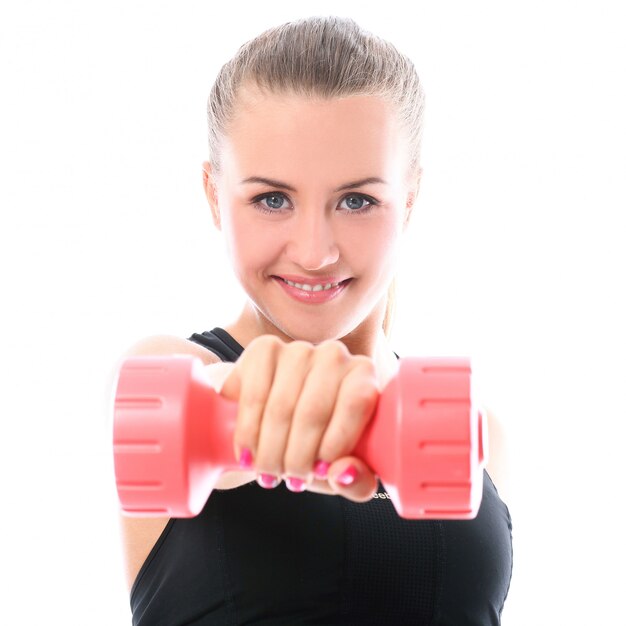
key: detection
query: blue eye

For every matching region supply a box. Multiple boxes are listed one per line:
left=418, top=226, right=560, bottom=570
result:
left=263, top=194, right=286, bottom=209
left=341, top=194, right=371, bottom=211
left=259, top=193, right=285, bottom=211
left=252, top=192, right=290, bottom=214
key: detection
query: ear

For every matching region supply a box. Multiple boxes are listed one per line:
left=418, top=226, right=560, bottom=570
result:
left=403, top=166, right=422, bottom=230
left=202, top=161, right=221, bottom=231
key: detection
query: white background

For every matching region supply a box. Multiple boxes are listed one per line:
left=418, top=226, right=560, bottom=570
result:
left=1, top=1, right=624, bottom=624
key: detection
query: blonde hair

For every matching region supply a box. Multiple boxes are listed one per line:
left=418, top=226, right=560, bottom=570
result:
left=207, top=16, right=425, bottom=337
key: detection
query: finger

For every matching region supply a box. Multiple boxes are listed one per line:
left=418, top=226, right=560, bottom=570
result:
left=327, top=456, right=378, bottom=502
left=254, top=341, right=312, bottom=480
left=316, top=357, right=380, bottom=465
left=226, top=336, right=281, bottom=465
left=283, top=342, right=350, bottom=479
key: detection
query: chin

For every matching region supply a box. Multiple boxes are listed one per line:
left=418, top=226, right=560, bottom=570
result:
left=272, top=318, right=348, bottom=345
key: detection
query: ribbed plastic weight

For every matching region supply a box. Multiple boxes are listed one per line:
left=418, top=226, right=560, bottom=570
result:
left=113, top=355, right=487, bottom=519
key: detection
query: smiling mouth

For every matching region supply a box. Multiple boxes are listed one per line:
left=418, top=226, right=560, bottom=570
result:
left=273, top=276, right=352, bottom=292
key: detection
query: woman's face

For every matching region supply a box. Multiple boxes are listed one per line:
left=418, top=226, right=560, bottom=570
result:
left=205, top=86, right=418, bottom=345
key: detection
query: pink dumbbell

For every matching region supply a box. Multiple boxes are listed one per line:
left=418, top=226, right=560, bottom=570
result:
left=113, top=355, right=487, bottom=520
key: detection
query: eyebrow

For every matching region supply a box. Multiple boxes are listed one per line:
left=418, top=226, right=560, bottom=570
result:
left=240, top=176, right=388, bottom=193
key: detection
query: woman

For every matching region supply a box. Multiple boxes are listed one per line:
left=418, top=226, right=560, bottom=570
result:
left=119, top=16, right=513, bottom=625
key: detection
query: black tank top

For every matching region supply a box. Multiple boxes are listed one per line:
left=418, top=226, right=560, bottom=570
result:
left=130, top=328, right=513, bottom=625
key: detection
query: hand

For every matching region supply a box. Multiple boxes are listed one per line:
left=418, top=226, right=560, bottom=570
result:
left=219, top=334, right=381, bottom=503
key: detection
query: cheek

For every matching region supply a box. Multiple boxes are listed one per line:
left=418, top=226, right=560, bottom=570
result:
left=223, top=211, right=282, bottom=270
left=343, top=216, right=402, bottom=270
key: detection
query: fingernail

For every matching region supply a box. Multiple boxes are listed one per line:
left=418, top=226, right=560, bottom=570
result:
left=257, top=473, right=280, bottom=489
left=313, top=460, right=330, bottom=480
left=239, top=447, right=253, bottom=469
left=336, top=465, right=358, bottom=486
left=285, top=477, right=306, bottom=493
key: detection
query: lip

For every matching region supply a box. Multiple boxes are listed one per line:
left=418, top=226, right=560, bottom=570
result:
left=272, top=276, right=352, bottom=304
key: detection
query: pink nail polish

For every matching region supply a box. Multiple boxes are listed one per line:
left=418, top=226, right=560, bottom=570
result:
left=313, top=460, right=330, bottom=480
left=257, top=473, right=280, bottom=489
left=336, top=465, right=358, bottom=486
left=285, top=477, right=306, bottom=493
left=239, top=447, right=253, bottom=469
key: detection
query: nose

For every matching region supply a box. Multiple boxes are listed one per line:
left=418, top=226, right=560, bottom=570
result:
left=285, top=209, right=340, bottom=271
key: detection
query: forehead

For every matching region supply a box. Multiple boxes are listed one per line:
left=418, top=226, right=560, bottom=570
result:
left=220, top=87, right=409, bottom=185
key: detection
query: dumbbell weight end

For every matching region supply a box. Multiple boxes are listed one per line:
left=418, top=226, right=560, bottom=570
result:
left=353, top=357, right=487, bottom=520
left=114, top=355, right=239, bottom=517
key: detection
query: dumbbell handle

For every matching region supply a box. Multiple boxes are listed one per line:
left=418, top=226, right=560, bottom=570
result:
left=114, top=355, right=487, bottom=519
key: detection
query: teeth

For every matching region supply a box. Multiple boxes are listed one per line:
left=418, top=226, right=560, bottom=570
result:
left=284, top=278, right=341, bottom=291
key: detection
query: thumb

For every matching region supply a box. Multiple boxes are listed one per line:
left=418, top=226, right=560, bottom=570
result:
left=204, top=361, right=238, bottom=397
left=327, top=456, right=378, bottom=503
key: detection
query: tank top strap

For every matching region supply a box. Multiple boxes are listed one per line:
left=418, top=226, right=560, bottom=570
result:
left=188, top=327, right=244, bottom=363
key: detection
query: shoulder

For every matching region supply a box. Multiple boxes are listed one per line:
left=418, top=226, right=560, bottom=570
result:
left=122, top=334, right=223, bottom=365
